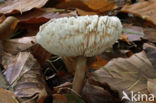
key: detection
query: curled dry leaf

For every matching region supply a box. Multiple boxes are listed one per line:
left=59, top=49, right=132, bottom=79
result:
left=0, top=16, right=18, bottom=40
left=88, top=45, right=156, bottom=101
left=0, top=0, right=48, bottom=14
left=16, top=8, right=78, bottom=24
left=2, top=36, right=51, bottom=64
left=121, top=0, right=156, bottom=26
left=3, top=52, right=47, bottom=103
left=0, top=87, right=18, bottom=103
left=16, top=9, right=78, bottom=37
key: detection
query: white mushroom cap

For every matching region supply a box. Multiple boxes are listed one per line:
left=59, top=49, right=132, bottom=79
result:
left=36, top=15, right=122, bottom=57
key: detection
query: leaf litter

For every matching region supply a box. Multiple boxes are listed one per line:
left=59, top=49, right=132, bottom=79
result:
left=0, top=0, right=156, bottom=103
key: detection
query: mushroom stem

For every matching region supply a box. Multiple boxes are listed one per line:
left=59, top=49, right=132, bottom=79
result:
left=72, top=56, right=86, bottom=94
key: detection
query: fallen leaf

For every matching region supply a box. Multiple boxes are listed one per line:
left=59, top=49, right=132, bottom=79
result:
left=55, top=0, right=92, bottom=11
left=0, top=15, right=6, bottom=23
left=54, top=82, right=72, bottom=90
left=143, top=28, right=156, bottom=43
left=144, top=43, right=156, bottom=68
left=16, top=9, right=77, bottom=37
left=3, top=36, right=51, bottom=65
left=122, top=24, right=156, bottom=43
left=120, top=34, right=130, bottom=44
left=123, top=24, right=144, bottom=42
left=30, top=44, right=51, bottom=65
left=0, top=0, right=4, bottom=3
left=3, top=52, right=48, bottom=103
left=89, top=56, right=108, bottom=70
left=15, top=8, right=77, bottom=24
left=0, top=0, right=48, bottom=14
left=1, top=52, right=15, bottom=69
left=2, top=36, right=36, bottom=54
left=121, top=0, right=156, bottom=26
left=0, top=16, right=18, bottom=40
left=0, top=67, right=8, bottom=89
left=98, top=50, right=127, bottom=61
left=82, top=81, right=121, bottom=103
left=17, top=23, right=40, bottom=36
left=56, top=0, right=127, bottom=13
left=81, top=0, right=115, bottom=13
left=0, top=40, right=3, bottom=62
left=76, top=8, right=97, bottom=16
left=4, top=52, right=33, bottom=84
left=147, top=79, right=156, bottom=96
left=53, top=93, right=85, bottom=103
left=88, top=45, right=156, bottom=101
left=0, top=87, right=18, bottom=103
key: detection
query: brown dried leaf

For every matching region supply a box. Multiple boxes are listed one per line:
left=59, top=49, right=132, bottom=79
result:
left=81, top=0, right=115, bottom=12
left=2, top=36, right=36, bottom=54
left=56, top=0, right=127, bottom=13
left=0, top=68, right=8, bottom=89
left=0, top=88, right=18, bottom=103
left=88, top=45, right=156, bottom=101
left=4, top=52, right=33, bottom=84
left=0, top=0, right=48, bottom=14
left=82, top=81, right=121, bottom=103
left=0, top=40, right=3, bottom=62
left=123, top=24, right=156, bottom=43
left=2, top=36, right=51, bottom=64
left=30, top=44, right=51, bottom=65
left=123, top=24, right=144, bottom=41
left=147, top=79, right=156, bottom=96
left=16, top=9, right=77, bottom=37
left=89, top=56, right=108, bottom=70
left=2, top=52, right=15, bottom=69
left=53, top=89, right=85, bottom=103
left=3, top=52, right=47, bottom=103
left=15, top=8, right=77, bottom=24
left=55, top=0, right=92, bottom=11
left=0, top=15, right=6, bottom=23
left=143, top=28, right=156, bottom=43
left=121, top=0, right=156, bottom=26
left=17, top=23, right=40, bottom=36
left=144, top=43, right=156, bottom=69
left=76, top=8, right=97, bottom=16
left=0, top=16, right=18, bottom=40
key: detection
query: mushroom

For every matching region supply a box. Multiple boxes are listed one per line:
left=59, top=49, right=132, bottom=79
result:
left=36, top=15, right=122, bottom=94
